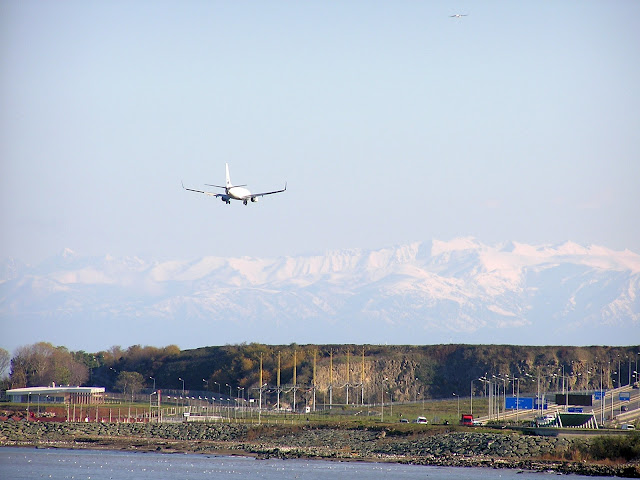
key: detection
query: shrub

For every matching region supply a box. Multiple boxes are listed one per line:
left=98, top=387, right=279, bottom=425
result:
left=588, top=433, right=640, bottom=462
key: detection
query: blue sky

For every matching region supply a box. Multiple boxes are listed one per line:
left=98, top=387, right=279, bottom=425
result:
left=2, top=0, right=639, bottom=265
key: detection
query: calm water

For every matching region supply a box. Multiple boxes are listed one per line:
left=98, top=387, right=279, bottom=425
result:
left=0, top=447, right=610, bottom=479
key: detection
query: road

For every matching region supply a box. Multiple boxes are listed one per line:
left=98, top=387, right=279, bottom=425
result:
left=475, top=385, right=639, bottom=428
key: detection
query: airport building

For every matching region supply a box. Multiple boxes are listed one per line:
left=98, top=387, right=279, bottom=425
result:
left=6, top=386, right=105, bottom=405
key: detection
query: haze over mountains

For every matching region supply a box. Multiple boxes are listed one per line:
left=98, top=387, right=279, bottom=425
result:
left=1, top=238, right=639, bottom=352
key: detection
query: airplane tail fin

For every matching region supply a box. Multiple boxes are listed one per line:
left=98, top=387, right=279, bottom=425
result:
left=225, top=163, right=232, bottom=188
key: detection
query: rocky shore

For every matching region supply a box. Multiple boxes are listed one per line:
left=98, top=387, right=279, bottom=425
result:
left=1, top=421, right=638, bottom=477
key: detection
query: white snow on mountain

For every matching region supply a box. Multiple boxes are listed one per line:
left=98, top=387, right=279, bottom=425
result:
left=1, top=238, right=639, bottom=352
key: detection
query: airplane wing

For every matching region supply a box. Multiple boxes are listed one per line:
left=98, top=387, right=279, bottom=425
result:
left=181, top=182, right=225, bottom=198
left=248, top=182, right=287, bottom=199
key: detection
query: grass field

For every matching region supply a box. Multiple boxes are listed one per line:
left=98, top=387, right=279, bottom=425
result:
left=3, top=396, right=491, bottom=427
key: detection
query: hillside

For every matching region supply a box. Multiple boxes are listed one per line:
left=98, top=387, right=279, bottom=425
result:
left=85, top=343, right=639, bottom=405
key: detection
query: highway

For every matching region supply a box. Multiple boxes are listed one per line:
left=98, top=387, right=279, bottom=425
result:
left=474, top=384, right=639, bottom=429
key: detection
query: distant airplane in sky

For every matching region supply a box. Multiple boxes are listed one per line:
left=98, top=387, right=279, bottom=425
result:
left=182, top=163, right=286, bottom=205
left=450, top=14, right=468, bottom=18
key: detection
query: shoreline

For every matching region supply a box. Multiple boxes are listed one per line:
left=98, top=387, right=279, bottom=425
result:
left=1, top=421, right=638, bottom=477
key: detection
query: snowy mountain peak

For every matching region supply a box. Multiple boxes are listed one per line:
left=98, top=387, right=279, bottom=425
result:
left=1, top=238, right=639, bottom=351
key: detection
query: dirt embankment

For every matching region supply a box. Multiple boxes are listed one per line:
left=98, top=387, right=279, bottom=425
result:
left=1, top=421, right=638, bottom=478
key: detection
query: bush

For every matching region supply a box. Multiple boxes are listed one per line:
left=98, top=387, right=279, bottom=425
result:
left=588, top=433, right=640, bottom=462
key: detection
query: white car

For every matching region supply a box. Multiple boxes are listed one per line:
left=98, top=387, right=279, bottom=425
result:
left=414, top=416, right=428, bottom=424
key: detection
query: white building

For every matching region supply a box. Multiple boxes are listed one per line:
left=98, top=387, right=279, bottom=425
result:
left=6, top=386, right=105, bottom=405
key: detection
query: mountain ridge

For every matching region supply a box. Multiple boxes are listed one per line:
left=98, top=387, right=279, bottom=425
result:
left=1, top=238, right=639, bottom=351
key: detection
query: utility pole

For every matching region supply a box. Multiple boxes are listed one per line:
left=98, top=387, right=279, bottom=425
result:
left=618, top=355, right=621, bottom=388
left=600, top=365, right=604, bottom=425
left=470, top=380, right=473, bottom=417
left=312, top=350, right=317, bottom=412
left=453, top=393, right=459, bottom=418
left=293, top=349, right=297, bottom=413
left=277, top=351, right=281, bottom=411
left=361, top=346, right=365, bottom=405
left=346, top=349, right=350, bottom=405
left=259, top=353, right=263, bottom=424
left=381, top=382, right=384, bottom=422
left=329, top=349, right=333, bottom=410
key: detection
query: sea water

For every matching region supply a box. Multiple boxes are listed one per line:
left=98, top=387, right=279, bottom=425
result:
left=0, top=447, right=610, bottom=479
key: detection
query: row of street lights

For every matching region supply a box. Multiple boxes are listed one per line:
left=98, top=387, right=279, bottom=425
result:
left=123, top=352, right=640, bottom=422
left=466, top=361, right=638, bottom=423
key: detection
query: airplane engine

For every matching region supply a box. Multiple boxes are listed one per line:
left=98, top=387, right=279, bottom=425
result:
left=251, top=197, right=259, bottom=203
left=221, top=195, right=231, bottom=204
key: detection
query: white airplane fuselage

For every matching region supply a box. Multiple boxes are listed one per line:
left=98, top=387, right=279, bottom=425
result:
left=227, top=186, right=252, bottom=200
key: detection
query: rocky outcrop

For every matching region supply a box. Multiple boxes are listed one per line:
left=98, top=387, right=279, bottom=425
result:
left=1, top=421, right=638, bottom=477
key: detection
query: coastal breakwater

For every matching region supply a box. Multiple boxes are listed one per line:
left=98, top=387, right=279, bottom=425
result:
left=1, top=421, right=639, bottom=477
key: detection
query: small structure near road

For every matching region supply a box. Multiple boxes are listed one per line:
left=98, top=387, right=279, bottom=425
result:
left=536, top=411, right=598, bottom=429
left=6, top=386, right=105, bottom=405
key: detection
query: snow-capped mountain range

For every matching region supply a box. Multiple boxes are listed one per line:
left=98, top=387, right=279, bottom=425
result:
left=1, top=238, right=639, bottom=352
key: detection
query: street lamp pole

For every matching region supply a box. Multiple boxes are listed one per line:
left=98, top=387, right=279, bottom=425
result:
left=516, top=377, right=521, bottom=422
left=600, top=365, right=604, bottom=425
left=470, top=380, right=474, bottom=416
left=618, top=354, right=620, bottom=388
left=478, top=377, right=489, bottom=419
left=178, top=377, right=185, bottom=409
left=453, top=393, right=459, bottom=419
left=381, top=377, right=388, bottom=422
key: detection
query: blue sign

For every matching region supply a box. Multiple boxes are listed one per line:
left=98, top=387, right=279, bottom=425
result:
left=619, top=392, right=631, bottom=402
left=594, top=391, right=606, bottom=400
left=505, top=397, right=534, bottom=410
left=568, top=407, right=583, bottom=413
left=534, top=399, right=548, bottom=410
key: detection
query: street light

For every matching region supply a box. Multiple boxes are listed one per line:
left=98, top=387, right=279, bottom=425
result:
left=493, top=375, right=507, bottom=421
left=515, top=376, right=524, bottom=421
left=453, top=393, right=460, bottom=418
left=470, top=379, right=474, bottom=416
left=178, top=377, right=185, bottom=408
left=149, top=376, right=155, bottom=391
left=381, top=377, right=388, bottom=423
left=478, top=377, right=490, bottom=419
left=618, top=354, right=621, bottom=388
left=237, top=387, right=245, bottom=418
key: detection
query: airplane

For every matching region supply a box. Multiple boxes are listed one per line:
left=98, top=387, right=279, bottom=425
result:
left=449, top=13, right=468, bottom=18
left=182, top=163, right=287, bottom=205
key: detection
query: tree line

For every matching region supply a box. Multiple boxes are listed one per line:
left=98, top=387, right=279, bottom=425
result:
left=1, top=342, right=638, bottom=403
left=0, top=342, right=181, bottom=397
